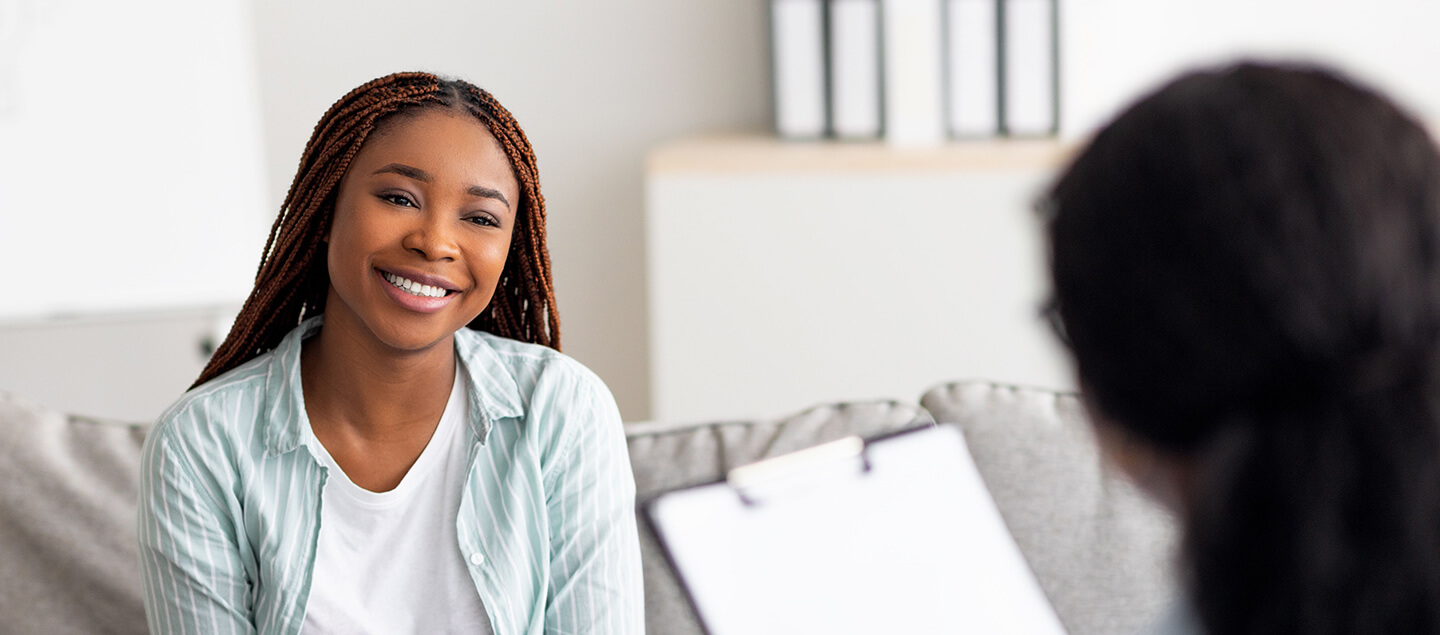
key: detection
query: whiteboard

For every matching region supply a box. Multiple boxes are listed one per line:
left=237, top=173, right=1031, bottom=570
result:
left=0, top=0, right=268, bottom=320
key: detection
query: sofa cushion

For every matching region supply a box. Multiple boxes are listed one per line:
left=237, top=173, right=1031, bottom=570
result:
left=920, top=381, right=1177, bottom=635
left=0, top=392, right=149, bottom=634
left=626, top=399, right=933, bottom=635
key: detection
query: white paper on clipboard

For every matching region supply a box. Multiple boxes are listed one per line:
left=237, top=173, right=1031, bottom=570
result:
left=644, top=423, right=1067, bottom=635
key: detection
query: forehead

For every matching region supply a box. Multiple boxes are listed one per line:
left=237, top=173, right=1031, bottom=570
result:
left=352, top=109, right=518, bottom=195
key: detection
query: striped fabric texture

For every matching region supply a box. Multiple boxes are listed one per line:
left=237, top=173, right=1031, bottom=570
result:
left=137, top=317, right=644, bottom=635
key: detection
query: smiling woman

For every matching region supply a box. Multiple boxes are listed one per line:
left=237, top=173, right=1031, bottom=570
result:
left=135, top=73, right=643, bottom=635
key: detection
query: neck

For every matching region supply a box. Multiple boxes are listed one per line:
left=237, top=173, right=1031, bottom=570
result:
left=300, top=315, right=457, bottom=441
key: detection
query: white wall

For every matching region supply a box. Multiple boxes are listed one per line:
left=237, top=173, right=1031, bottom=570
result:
left=0, top=0, right=268, bottom=318
left=249, top=0, right=1439, bottom=422
left=1062, top=0, right=1440, bottom=137
left=5, top=0, right=1439, bottom=422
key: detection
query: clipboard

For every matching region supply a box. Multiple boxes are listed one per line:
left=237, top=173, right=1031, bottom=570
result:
left=643, top=423, right=1067, bottom=635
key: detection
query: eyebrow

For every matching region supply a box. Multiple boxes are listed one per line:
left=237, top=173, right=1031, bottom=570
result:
left=373, top=163, right=511, bottom=208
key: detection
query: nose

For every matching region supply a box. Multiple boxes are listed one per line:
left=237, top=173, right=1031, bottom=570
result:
left=401, top=210, right=460, bottom=262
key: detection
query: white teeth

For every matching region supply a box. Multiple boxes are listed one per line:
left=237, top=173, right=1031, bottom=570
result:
left=383, top=272, right=447, bottom=298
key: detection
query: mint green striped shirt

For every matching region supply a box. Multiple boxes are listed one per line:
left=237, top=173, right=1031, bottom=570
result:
left=137, top=317, right=644, bottom=634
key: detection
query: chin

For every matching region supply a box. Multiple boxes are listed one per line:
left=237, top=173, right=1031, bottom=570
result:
left=369, top=318, right=465, bottom=354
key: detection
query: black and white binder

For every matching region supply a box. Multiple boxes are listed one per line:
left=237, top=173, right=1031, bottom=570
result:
left=828, top=0, right=882, bottom=139
left=771, top=0, right=830, bottom=139
left=946, top=0, right=1000, bottom=137
left=644, top=424, right=1066, bottom=635
left=881, top=0, right=946, bottom=146
left=1000, top=0, right=1058, bottom=136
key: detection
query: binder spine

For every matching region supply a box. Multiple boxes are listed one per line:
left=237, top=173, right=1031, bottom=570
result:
left=1051, top=0, right=1060, bottom=136
left=771, top=0, right=831, bottom=139
left=770, top=0, right=1057, bottom=141
left=999, top=0, right=1058, bottom=137
left=880, top=0, right=946, bottom=146
left=945, top=0, right=1001, bottom=138
left=829, top=0, right=883, bottom=140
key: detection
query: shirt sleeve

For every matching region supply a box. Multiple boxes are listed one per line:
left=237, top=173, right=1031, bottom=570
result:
left=136, top=419, right=256, bottom=635
left=542, top=369, right=645, bottom=634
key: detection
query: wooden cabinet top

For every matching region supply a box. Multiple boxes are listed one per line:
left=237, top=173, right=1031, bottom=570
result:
left=646, top=135, right=1077, bottom=174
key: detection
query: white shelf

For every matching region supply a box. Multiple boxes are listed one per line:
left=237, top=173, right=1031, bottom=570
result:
left=647, top=135, right=1076, bottom=174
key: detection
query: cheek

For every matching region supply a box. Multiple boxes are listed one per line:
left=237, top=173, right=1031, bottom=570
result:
left=325, top=221, right=351, bottom=274
left=324, top=209, right=377, bottom=287
left=481, top=234, right=513, bottom=275
left=467, top=237, right=513, bottom=300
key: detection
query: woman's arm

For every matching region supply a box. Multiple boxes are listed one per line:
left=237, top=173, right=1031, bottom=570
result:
left=542, top=373, right=645, bottom=634
left=137, top=426, right=255, bottom=635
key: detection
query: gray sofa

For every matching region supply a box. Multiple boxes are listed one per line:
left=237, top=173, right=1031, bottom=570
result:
left=0, top=381, right=1175, bottom=635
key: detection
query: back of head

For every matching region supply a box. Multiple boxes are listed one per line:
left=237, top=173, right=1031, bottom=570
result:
left=1047, top=62, right=1440, bottom=634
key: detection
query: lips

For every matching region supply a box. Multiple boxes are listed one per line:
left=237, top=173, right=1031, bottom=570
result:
left=374, top=268, right=460, bottom=314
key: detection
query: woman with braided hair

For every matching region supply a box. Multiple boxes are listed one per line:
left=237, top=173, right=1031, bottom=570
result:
left=1046, top=62, right=1440, bottom=634
left=137, top=73, right=643, bottom=634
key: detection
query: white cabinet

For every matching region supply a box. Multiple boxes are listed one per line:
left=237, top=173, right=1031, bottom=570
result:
left=0, top=307, right=235, bottom=422
left=645, top=136, right=1076, bottom=422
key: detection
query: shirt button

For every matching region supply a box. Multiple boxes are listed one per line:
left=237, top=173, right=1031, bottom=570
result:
left=470, top=553, right=485, bottom=565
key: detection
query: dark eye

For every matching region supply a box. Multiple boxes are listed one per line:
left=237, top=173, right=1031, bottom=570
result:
left=380, top=192, right=417, bottom=208
left=466, top=214, right=499, bottom=228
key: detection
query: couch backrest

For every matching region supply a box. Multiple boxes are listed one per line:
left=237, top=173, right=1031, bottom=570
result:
left=2, top=383, right=1174, bottom=635
left=625, top=400, right=934, bottom=635
left=921, top=381, right=1178, bottom=635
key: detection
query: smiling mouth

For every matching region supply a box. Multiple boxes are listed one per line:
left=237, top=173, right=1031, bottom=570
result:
left=381, top=271, right=454, bottom=299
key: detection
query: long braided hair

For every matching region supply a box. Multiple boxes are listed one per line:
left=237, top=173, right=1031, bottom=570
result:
left=195, top=72, right=559, bottom=388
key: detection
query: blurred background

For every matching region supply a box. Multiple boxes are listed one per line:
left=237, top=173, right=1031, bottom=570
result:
left=2, top=0, right=1438, bottom=424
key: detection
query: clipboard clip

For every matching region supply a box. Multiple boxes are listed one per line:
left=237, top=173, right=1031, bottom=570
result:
left=727, top=436, right=873, bottom=506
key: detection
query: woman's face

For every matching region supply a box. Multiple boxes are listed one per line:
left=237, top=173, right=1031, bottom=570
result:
left=322, top=108, right=520, bottom=355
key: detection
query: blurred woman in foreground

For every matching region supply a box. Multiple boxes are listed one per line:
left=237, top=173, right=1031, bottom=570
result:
left=1046, top=62, right=1440, bottom=634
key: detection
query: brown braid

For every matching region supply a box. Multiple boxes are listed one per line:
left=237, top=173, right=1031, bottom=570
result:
left=193, top=72, right=560, bottom=388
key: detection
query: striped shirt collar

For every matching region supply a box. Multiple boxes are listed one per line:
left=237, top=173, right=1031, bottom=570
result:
left=259, top=315, right=524, bottom=456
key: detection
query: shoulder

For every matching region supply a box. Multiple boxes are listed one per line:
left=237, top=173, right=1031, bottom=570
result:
left=457, top=328, right=613, bottom=406
left=459, top=334, right=632, bottom=492
left=461, top=329, right=596, bottom=378
left=146, top=352, right=276, bottom=466
left=456, top=330, right=621, bottom=461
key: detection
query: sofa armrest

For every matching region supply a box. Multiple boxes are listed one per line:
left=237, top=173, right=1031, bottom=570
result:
left=0, top=391, right=149, bottom=634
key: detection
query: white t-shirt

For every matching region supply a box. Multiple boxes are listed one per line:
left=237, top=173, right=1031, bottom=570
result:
left=302, top=367, right=492, bottom=634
